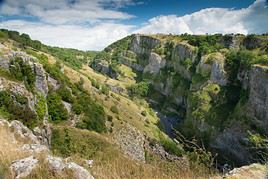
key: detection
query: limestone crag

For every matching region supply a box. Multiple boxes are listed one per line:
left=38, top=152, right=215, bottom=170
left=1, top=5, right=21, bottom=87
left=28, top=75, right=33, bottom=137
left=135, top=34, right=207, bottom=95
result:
left=247, top=65, right=268, bottom=134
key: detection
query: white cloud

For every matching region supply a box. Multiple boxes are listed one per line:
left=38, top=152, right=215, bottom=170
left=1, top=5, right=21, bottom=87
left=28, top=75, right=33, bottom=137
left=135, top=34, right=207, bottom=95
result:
left=0, top=0, right=135, bottom=24
left=0, top=0, right=267, bottom=51
left=0, top=20, right=133, bottom=51
left=136, top=0, right=268, bottom=35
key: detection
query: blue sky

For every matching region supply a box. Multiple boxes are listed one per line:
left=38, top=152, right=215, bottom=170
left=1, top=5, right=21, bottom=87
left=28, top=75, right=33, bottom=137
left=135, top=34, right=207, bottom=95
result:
left=0, top=0, right=267, bottom=50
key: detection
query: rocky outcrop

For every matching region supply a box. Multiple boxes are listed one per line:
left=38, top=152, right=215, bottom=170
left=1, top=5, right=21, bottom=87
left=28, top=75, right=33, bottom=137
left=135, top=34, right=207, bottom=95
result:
left=34, top=63, right=48, bottom=96
left=247, top=65, right=268, bottom=134
left=46, top=155, right=94, bottom=179
left=211, top=125, right=252, bottom=166
left=114, top=124, right=145, bottom=162
left=10, top=156, right=39, bottom=179
left=33, top=121, right=51, bottom=147
left=144, top=52, right=166, bottom=75
left=129, top=34, right=160, bottom=55
left=210, top=54, right=227, bottom=86
left=9, top=120, right=40, bottom=144
left=225, top=163, right=268, bottom=179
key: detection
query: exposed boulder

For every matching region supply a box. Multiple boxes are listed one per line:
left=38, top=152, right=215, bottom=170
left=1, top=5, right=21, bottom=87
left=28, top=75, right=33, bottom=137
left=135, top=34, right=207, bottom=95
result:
left=9, top=120, right=40, bottom=144
left=46, top=155, right=94, bottom=179
left=10, top=156, right=39, bottom=179
left=21, top=144, right=48, bottom=154
left=225, top=163, right=268, bottom=179
left=144, top=52, right=166, bottom=75
left=114, top=124, right=145, bottom=162
left=67, top=162, right=94, bottom=179
left=62, top=101, right=72, bottom=114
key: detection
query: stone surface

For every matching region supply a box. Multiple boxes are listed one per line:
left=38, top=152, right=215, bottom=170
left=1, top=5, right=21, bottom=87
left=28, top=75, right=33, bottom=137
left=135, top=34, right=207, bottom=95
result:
left=34, top=63, right=48, bottom=96
left=67, top=162, right=94, bottom=179
left=10, top=156, right=38, bottom=179
left=114, top=124, right=145, bottom=162
left=210, top=125, right=252, bottom=166
left=48, top=75, right=60, bottom=90
left=46, top=155, right=94, bottom=179
left=247, top=65, right=268, bottom=134
left=225, top=163, right=268, bottom=179
left=21, top=144, right=48, bottom=154
left=9, top=120, right=40, bottom=144
left=210, top=53, right=227, bottom=86
left=144, top=52, right=166, bottom=75
left=130, top=34, right=160, bottom=55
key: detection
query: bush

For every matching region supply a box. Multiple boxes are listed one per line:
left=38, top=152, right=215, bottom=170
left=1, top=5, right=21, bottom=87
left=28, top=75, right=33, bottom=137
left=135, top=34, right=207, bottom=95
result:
left=159, top=134, right=183, bottom=156
left=9, top=57, right=36, bottom=91
left=51, top=127, right=115, bottom=160
left=110, top=105, right=119, bottom=114
left=101, top=85, right=110, bottom=95
left=75, top=93, right=106, bottom=133
left=35, top=93, right=47, bottom=120
left=0, top=91, right=38, bottom=128
left=57, top=86, right=73, bottom=103
left=47, top=92, right=68, bottom=121
left=127, top=81, right=149, bottom=98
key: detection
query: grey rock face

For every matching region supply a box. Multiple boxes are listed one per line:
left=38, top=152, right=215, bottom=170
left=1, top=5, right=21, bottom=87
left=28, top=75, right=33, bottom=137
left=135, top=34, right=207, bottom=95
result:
left=119, top=57, right=144, bottom=71
left=247, top=65, right=268, bottom=133
left=210, top=57, right=227, bottom=86
left=129, top=34, right=160, bottom=55
left=92, top=60, right=110, bottom=75
left=10, top=156, right=39, bottom=179
left=33, top=121, right=51, bottom=147
left=144, top=52, right=166, bottom=75
left=34, top=63, right=48, bottom=96
left=211, top=126, right=251, bottom=166
left=172, top=43, right=197, bottom=62
left=114, top=124, right=145, bottom=162
left=48, top=75, right=60, bottom=90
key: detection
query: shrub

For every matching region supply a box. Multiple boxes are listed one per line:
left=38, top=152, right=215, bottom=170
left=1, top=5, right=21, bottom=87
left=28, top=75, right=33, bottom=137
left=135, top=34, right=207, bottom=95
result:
left=127, top=81, right=149, bottom=98
left=57, top=86, right=73, bottom=103
left=47, top=92, right=68, bottom=121
left=101, top=85, right=110, bottom=95
left=35, top=93, right=47, bottom=120
left=9, top=57, right=36, bottom=91
left=0, top=91, right=38, bottom=128
left=75, top=93, right=106, bottom=133
left=159, top=134, right=183, bottom=156
left=141, top=110, right=147, bottom=116
left=51, top=127, right=115, bottom=160
left=110, top=105, right=119, bottom=114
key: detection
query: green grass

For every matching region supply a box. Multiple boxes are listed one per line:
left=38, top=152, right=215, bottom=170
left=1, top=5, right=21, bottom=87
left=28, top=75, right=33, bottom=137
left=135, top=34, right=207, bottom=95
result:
left=51, top=127, right=118, bottom=161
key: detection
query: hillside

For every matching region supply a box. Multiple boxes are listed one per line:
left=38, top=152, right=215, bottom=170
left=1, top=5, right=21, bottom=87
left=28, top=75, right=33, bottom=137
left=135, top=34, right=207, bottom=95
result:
left=0, top=29, right=267, bottom=179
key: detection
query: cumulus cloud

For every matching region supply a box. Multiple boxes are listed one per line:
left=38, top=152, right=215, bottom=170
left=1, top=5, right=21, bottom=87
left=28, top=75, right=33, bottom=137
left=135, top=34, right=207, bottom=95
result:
left=137, top=0, right=268, bottom=35
left=0, top=0, right=136, bottom=24
left=0, top=20, right=133, bottom=50
left=0, top=0, right=267, bottom=51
